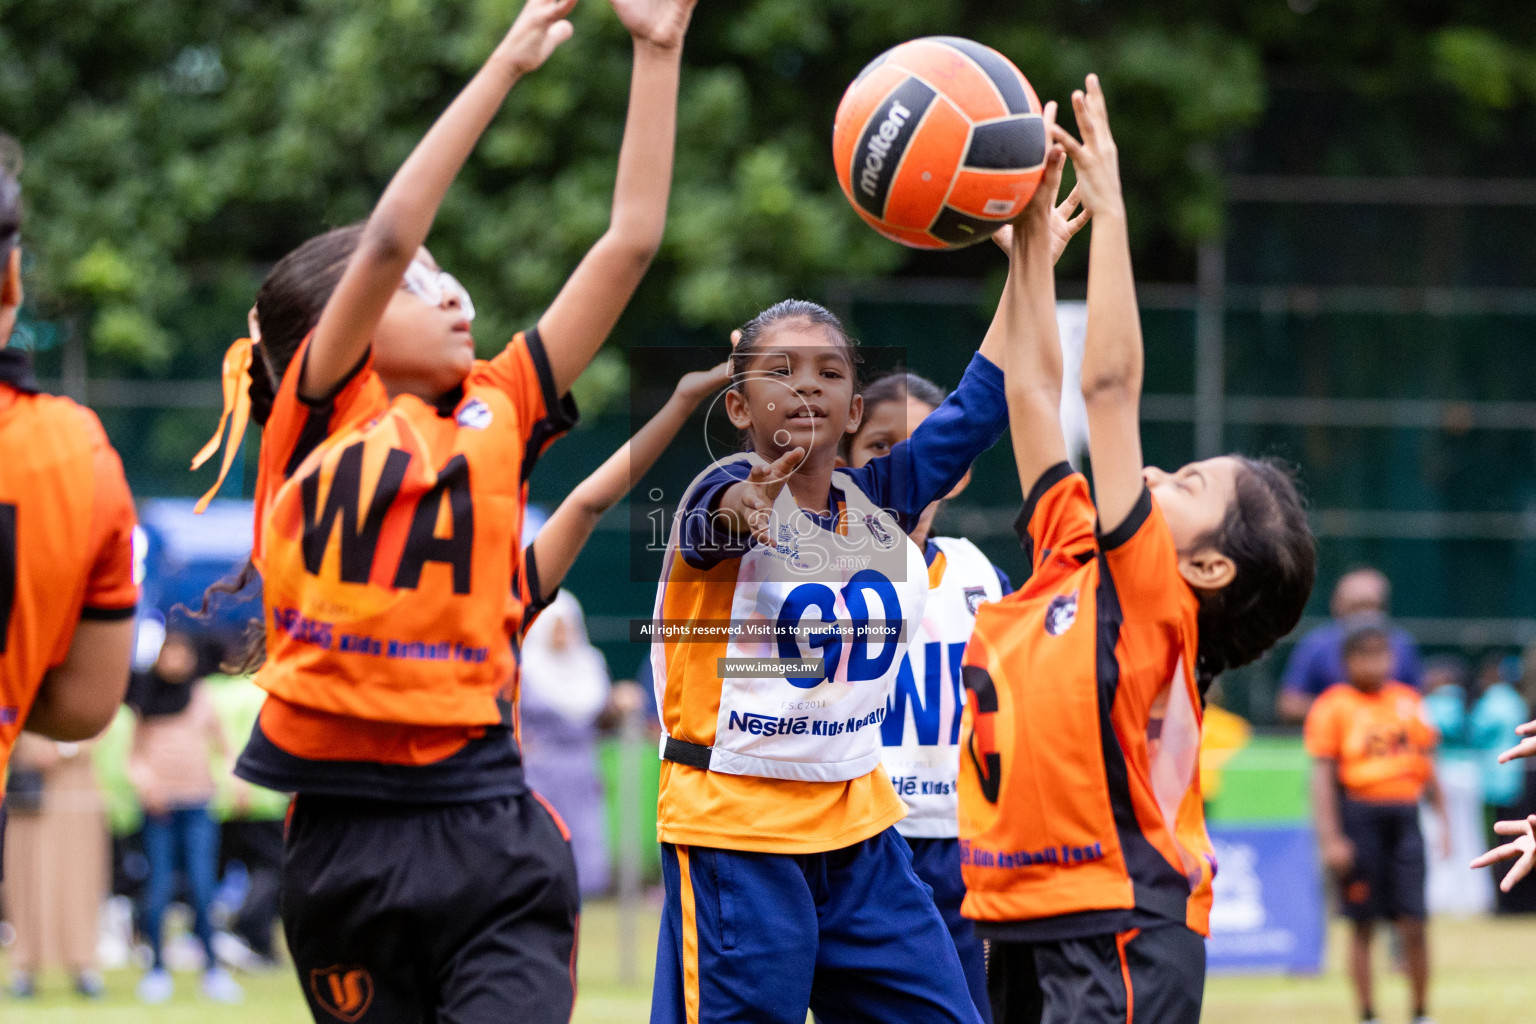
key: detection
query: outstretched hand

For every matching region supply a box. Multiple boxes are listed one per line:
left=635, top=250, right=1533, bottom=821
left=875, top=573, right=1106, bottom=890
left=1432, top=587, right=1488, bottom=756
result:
left=1050, top=74, right=1124, bottom=219
left=674, top=361, right=730, bottom=405
left=739, top=447, right=804, bottom=547
left=1498, top=719, right=1536, bottom=763
left=991, top=101, right=1089, bottom=263
left=1471, top=814, right=1536, bottom=892
left=499, top=0, right=580, bottom=76
left=607, top=0, right=698, bottom=50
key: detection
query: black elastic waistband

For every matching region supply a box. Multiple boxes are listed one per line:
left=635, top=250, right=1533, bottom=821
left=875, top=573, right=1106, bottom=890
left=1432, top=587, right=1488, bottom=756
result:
left=662, top=736, right=713, bottom=771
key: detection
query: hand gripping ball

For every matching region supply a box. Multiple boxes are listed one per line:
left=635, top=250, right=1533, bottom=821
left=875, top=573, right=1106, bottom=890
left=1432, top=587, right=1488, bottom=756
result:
left=834, top=37, right=1047, bottom=250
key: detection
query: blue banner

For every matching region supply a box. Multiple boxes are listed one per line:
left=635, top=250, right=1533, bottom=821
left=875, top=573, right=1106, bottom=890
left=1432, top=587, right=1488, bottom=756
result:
left=1206, top=823, right=1326, bottom=974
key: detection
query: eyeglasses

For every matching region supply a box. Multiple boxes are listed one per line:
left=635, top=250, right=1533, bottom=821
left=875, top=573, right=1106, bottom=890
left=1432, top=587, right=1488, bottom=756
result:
left=402, top=261, right=475, bottom=323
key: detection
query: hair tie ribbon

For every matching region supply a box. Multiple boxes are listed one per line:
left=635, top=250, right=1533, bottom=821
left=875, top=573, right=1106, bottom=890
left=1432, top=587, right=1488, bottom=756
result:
left=190, top=336, right=254, bottom=514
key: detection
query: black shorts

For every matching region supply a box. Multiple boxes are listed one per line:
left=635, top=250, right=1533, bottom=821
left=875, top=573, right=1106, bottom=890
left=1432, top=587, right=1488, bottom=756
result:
left=282, top=791, right=578, bottom=1024
left=987, top=923, right=1205, bottom=1024
left=1339, top=798, right=1426, bottom=922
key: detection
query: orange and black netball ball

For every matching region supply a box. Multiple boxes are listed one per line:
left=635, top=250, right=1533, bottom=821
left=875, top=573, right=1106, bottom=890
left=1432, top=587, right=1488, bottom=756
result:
left=833, top=37, right=1047, bottom=250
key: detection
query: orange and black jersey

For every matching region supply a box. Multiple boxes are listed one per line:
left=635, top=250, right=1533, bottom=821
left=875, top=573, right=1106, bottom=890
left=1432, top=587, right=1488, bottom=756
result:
left=1, top=349, right=139, bottom=776
left=1305, top=682, right=1437, bottom=804
left=233, top=328, right=577, bottom=802
left=957, top=463, right=1216, bottom=940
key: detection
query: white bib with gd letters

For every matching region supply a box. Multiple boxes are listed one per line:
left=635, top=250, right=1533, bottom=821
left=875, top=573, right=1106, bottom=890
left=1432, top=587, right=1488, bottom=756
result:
left=653, top=453, right=929, bottom=782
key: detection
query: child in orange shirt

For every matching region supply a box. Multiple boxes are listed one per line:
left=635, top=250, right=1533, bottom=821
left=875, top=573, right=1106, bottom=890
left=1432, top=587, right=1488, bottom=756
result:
left=1305, top=614, right=1451, bottom=1024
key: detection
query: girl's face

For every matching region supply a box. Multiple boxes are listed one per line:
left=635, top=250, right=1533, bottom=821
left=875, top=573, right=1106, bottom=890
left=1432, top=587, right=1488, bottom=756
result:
left=847, top=395, right=932, bottom=468
left=724, top=325, right=861, bottom=459
left=1143, top=457, right=1240, bottom=591
left=371, top=247, right=477, bottom=400
left=848, top=394, right=968, bottom=542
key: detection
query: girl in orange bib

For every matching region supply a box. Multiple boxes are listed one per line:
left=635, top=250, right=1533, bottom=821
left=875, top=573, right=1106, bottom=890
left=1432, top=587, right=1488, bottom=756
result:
left=191, top=1, right=698, bottom=1020
left=957, top=77, right=1317, bottom=1024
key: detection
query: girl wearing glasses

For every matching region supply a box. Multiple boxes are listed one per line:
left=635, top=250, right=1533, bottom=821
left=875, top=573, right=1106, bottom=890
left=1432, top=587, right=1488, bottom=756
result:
left=189, top=0, right=697, bottom=1020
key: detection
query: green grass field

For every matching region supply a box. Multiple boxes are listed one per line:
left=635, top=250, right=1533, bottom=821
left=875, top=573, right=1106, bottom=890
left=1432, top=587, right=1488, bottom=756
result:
left=4, top=903, right=1535, bottom=1022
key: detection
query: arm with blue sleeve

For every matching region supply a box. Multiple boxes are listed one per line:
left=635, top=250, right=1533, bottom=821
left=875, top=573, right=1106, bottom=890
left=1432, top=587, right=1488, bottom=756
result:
left=675, top=460, right=755, bottom=570
left=844, top=352, right=1008, bottom=532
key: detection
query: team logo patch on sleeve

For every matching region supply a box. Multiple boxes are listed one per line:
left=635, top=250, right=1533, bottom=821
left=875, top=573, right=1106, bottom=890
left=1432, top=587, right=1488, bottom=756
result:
left=310, top=965, right=374, bottom=1022
left=964, top=586, right=987, bottom=616
left=864, top=512, right=898, bottom=549
left=1044, top=591, right=1078, bottom=636
left=456, top=397, right=493, bottom=430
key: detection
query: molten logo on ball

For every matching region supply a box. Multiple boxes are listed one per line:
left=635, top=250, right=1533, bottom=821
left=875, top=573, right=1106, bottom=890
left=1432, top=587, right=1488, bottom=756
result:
left=833, top=36, right=1047, bottom=250
left=859, top=99, right=913, bottom=199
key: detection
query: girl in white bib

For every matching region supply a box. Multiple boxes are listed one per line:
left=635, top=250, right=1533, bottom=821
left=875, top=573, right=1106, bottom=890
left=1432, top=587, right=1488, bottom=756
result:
left=649, top=297, right=1010, bottom=1024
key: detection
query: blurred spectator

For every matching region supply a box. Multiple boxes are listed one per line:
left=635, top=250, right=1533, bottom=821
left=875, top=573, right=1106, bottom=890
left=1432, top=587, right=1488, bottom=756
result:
left=124, top=631, right=242, bottom=1004
left=520, top=592, right=613, bottom=896
left=1, top=733, right=109, bottom=999
left=216, top=817, right=283, bottom=968
left=1304, top=615, right=1448, bottom=1024
left=630, top=653, right=663, bottom=737
left=1277, top=567, right=1423, bottom=724
left=207, top=662, right=288, bottom=970
left=1421, top=654, right=1471, bottom=749
left=1469, top=654, right=1530, bottom=910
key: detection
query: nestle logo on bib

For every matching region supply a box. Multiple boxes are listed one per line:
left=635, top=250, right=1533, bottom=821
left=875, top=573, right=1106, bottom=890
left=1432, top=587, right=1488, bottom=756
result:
left=1045, top=592, right=1078, bottom=636
left=456, top=398, right=493, bottom=430
left=728, top=711, right=809, bottom=737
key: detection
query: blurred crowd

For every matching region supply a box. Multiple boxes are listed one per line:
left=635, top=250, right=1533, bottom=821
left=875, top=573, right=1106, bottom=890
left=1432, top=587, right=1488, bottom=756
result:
left=1278, top=566, right=1536, bottom=911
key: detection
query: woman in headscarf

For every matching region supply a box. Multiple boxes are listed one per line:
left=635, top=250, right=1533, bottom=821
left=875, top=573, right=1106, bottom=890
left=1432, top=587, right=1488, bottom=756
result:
left=518, top=591, right=613, bottom=896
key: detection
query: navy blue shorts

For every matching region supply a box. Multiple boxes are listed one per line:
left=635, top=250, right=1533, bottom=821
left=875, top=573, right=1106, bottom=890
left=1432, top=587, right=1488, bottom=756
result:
left=1339, top=798, right=1427, bottom=922
left=908, top=836, right=992, bottom=1024
left=651, top=827, right=983, bottom=1024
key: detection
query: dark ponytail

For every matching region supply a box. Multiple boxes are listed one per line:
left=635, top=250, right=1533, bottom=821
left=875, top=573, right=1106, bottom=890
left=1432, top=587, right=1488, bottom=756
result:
left=187, top=223, right=366, bottom=670
left=1193, top=456, right=1317, bottom=690
left=178, top=560, right=265, bottom=674
left=858, top=371, right=946, bottom=418
left=248, top=223, right=365, bottom=425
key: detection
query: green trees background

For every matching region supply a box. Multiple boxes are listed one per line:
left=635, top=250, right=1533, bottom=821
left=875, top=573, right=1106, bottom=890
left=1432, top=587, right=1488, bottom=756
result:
left=2, top=0, right=1534, bottom=382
